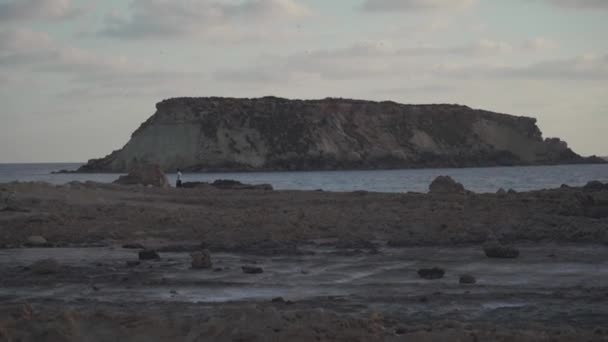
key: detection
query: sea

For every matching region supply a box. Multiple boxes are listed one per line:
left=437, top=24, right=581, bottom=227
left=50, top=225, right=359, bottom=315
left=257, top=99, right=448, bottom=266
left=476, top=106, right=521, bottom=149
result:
left=0, top=163, right=607, bottom=193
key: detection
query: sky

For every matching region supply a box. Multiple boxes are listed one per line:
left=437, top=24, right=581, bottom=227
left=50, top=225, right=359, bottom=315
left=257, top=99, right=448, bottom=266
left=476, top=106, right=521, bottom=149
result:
left=0, top=0, right=606, bottom=162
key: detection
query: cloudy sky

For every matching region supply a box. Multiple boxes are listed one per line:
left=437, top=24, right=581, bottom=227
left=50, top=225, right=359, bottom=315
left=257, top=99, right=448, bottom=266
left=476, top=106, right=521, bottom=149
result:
left=1, top=0, right=606, bottom=162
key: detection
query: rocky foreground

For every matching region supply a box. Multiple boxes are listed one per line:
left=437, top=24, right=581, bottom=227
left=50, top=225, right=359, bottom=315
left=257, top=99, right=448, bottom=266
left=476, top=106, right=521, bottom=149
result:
left=0, top=180, right=607, bottom=341
left=78, top=97, right=604, bottom=173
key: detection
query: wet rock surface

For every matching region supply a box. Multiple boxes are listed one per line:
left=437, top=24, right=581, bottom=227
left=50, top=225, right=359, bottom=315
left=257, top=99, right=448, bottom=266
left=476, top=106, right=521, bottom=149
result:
left=1, top=244, right=607, bottom=341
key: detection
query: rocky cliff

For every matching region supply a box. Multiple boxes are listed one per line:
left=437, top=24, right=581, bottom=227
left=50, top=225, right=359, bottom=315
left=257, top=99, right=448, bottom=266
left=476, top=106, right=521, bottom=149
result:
left=78, top=97, right=604, bottom=172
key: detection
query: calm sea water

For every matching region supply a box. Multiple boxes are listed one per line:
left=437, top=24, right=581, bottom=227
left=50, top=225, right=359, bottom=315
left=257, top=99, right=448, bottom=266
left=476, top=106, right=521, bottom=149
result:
left=0, top=163, right=606, bottom=193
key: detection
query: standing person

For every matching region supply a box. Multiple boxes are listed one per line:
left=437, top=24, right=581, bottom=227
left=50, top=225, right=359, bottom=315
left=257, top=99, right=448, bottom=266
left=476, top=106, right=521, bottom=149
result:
left=176, top=168, right=183, bottom=188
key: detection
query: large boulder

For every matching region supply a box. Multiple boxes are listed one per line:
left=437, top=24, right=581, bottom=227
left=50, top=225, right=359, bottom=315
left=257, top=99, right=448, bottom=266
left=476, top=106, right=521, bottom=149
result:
left=114, top=164, right=169, bottom=188
left=429, top=176, right=466, bottom=194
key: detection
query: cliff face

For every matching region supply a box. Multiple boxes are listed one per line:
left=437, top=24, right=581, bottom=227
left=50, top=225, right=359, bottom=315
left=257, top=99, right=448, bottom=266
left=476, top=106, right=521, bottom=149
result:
left=79, top=97, right=602, bottom=172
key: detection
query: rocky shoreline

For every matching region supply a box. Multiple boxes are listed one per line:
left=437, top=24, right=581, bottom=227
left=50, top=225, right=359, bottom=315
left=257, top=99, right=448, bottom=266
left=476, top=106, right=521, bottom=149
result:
left=1, top=179, right=607, bottom=341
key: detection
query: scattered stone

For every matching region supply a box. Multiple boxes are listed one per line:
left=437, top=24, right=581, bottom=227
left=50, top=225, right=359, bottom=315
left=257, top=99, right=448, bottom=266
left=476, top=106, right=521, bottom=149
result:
left=211, top=179, right=273, bottom=191
left=113, top=164, right=170, bottom=188
left=484, top=245, right=520, bottom=259
left=429, top=176, right=466, bottom=194
left=584, top=181, right=606, bottom=191
left=213, top=268, right=223, bottom=272
left=417, top=267, right=445, bottom=280
left=459, top=274, right=476, bottom=284
left=157, top=244, right=201, bottom=252
left=242, top=266, right=264, bottom=274
left=30, top=259, right=61, bottom=275
left=271, top=297, right=285, bottom=303
left=191, top=250, right=212, bottom=269
left=126, top=260, right=141, bottom=267
left=122, top=243, right=145, bottom=249
left=138, top=250, right=160, bottom=260
left=25, top=235, right=51, bottom=247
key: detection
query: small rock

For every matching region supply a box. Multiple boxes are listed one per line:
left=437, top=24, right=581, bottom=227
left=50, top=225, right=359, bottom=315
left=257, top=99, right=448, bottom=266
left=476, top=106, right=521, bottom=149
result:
left=271, top=297, right=285, bottom=303
left=138, top=250, right=160, bottom=260
left=417, top=267, right=445, bottom=280
left=507, top=189, right=517, bottom=194
left=484, top=245, right=520, bottom=259
left=213, top=267, right=223, bottom=272
left=584, top=181, right=606, bottom=191
left=122, top=243, right=145, bottom=249
left=429, top=176, right=466, bottom=194
left=242, top=266, right=264, bottom=274
left=191, top=250, right=212, bottom=269
left=30, top=259, right=61, bottom=275
left=395, top=328, right=407, bottom=335
left=25, top=235, right=50, bottom=247
left=459, top=274, right=476, bottom=284
left=496, top=188, right=507, bottom=196
left=126, top=260, right=140, bottom=267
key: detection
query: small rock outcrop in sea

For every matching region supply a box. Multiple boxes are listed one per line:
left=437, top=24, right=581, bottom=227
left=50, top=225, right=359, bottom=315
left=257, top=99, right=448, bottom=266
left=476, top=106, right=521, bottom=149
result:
left=30, top=259, right=61, bottom=275
left=77, top=97, right=605, bottom=173
left=429, top=176, right=466, bottom=194
left=114, top=164, right=169, bottom=188
left=484, top=244, right=520, bottom=259
left=417, top=267, right=445, bottom=279
left=191, top=250, right=212, bottom=269
left=459, top=274, right=477, bottom=284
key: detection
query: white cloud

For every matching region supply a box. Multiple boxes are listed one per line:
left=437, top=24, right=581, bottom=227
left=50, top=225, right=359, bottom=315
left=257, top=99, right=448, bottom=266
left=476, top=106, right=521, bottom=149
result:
left=523, top=37, right=558, bottom=51
left=361, top=0, right=475, bottom=12
left=0, top=28, right=127, bottom=73
left=213, top=39, right=515, bottom=83
left=542, top=0, right=608, bottom=10
left=99, top=0, right=311, bottom=40
left=435, top=54, right=608, bottom=80
left=0, top=0, right=82, bottom=22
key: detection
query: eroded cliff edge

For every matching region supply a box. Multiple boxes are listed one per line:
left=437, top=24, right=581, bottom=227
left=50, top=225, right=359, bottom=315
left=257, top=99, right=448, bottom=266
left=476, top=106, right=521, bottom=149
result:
left=79, top=97, right=604, bottom=172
